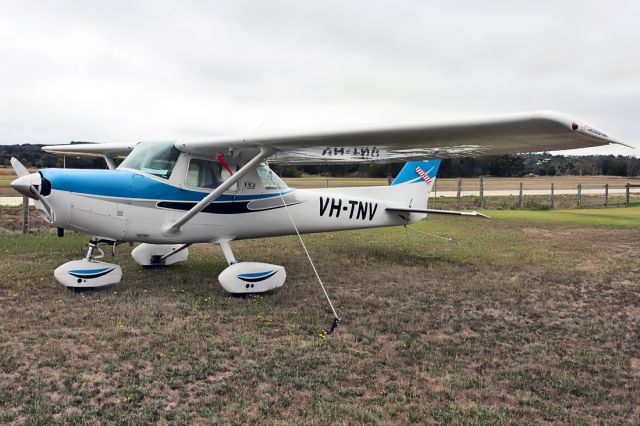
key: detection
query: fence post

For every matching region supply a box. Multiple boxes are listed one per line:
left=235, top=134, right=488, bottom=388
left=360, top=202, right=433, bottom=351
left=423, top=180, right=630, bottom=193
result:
left=22, top=196, right=29, bottom=234
left=456, top=177, right=462, bottom=209
left=550, top=183, right=555, bottom=209
left=387, top=176, right=392, bottom=185
left=577, top=183, right=582, bottom=207
left=604, top=183, right=609, bottom=207
left=518, top=182, right=523, bottom=208
left=626, top=183, right=630, bottom=206
left=479, top=176, right=484, bottom=208
left=326, top=179, right=329, bottom=188
left=433, top=179, right=438, bottom=208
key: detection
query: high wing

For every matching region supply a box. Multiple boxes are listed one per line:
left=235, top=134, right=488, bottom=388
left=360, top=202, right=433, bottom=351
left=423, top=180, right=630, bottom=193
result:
left=43, top=111, right=632, bottom=163
left=177, top=111, right=631, bottom=163
left=42, top=141, right=141, bottom=157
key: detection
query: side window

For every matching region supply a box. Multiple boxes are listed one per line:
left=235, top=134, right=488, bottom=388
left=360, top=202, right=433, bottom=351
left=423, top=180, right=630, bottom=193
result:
left=221, top=165, right=239, bottom=192
left=186, top=158, right=220, bottom=189
left=256, top=163, right=287, bottom=190
left=186, top=158, right=239, bottom=192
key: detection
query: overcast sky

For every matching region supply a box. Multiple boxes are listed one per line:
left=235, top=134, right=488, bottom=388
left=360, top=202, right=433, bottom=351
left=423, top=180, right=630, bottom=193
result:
left=0, top=0, right=638, bottom=155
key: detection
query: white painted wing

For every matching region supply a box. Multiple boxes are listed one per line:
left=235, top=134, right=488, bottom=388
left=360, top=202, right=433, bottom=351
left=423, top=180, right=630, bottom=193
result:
left=178, top=111, right=631, bottom=164
left=42, top=141, right=141, bottom=157
left=41, top=111, right=632, bottom=163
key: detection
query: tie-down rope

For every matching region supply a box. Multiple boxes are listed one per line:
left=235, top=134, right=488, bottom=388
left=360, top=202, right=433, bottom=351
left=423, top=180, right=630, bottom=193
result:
left=270, top=172, right=341, bottom=334
left=404, top=225, right=454, bottom=252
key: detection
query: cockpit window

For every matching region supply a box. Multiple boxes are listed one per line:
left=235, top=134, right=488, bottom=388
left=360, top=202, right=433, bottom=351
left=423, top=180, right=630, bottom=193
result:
left=118, top=141, right=180, bottom=179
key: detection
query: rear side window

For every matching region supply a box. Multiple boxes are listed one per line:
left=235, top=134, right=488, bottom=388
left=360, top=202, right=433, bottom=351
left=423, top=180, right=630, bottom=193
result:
left=256, top=163, right=287, bottom=190
left=186, top=158, right=238, bottom=191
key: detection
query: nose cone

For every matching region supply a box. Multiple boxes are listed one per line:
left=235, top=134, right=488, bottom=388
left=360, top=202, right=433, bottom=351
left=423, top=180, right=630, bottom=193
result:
left=11, top=173, right=41, bottom=198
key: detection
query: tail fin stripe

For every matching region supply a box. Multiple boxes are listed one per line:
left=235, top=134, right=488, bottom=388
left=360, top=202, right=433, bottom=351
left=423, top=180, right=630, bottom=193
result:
left=415, top=166, right=433, bottom=184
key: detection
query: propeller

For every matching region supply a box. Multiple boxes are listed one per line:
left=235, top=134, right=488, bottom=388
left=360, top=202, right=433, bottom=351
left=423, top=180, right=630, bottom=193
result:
left=10, top=157, right=53, bottom=222
left=11, top=157, right=30, bottom=177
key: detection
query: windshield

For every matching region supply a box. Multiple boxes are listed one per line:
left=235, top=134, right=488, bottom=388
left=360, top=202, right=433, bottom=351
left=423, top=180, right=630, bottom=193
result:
left=118, top=141, right=180, bottom=179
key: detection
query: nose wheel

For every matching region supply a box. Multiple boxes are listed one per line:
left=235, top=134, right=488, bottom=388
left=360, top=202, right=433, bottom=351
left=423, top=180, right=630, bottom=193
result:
left=54, top=237, right=123, bottom=289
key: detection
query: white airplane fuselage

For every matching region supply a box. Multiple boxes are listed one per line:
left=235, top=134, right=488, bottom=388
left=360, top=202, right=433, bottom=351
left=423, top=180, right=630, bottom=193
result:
left=9, top=150, right=457, bottom=292
left=39, top=167, right=426, bottom=244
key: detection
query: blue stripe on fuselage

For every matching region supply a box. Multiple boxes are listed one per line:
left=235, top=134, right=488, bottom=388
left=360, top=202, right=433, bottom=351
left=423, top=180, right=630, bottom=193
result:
left=40, top=168, right=292, bottom=202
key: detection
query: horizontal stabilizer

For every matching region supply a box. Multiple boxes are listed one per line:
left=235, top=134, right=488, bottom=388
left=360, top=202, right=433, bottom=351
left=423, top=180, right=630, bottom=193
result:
left=386, top=207, right=490, bottom=219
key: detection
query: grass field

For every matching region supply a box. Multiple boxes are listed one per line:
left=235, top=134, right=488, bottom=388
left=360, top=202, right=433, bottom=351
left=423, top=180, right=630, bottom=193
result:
left=1, top=206, right=639, bottom=423
left=0, top=176, right=14, bottom=197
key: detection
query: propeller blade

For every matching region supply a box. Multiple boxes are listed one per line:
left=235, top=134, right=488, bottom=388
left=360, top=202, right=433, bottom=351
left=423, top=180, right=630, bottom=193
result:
left=10, top=157, right=30, bottom=178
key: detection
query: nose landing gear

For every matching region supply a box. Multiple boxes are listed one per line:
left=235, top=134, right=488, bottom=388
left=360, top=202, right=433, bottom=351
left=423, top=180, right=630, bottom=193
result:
left=54, top=238, right=122, bottom=289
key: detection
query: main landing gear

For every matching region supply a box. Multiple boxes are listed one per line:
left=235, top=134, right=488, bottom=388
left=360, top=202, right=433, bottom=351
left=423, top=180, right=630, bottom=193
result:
left=216, top=241, right=286, bottom=294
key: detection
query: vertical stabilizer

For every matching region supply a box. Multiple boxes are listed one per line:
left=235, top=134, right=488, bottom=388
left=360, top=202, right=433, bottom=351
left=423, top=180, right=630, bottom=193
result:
left=387, top=160, right=442, bottom=209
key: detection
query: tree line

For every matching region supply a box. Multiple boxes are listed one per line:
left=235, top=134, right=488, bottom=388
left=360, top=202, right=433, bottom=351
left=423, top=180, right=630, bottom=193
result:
left=273, top=153, right=638, bottom=178
left=1, top=144, right=637, bottom=177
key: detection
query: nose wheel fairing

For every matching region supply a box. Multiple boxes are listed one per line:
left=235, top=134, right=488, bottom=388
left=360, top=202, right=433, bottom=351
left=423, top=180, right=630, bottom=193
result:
left=54, top=239, right=122, bottom=289
left=54, top=259, right=122, bottom=288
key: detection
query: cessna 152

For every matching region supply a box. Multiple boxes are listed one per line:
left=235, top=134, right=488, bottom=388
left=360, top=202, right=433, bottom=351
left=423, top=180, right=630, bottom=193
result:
left=10, top=111, right=629, bottom=294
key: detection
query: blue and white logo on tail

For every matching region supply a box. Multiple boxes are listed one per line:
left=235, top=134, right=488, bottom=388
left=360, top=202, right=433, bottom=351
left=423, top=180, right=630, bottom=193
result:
left=391, top=160, right=441, bottom=186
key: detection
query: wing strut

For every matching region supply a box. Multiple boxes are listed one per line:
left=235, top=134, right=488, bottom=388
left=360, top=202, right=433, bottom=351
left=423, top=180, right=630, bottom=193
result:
left=162, top=146, right=274, bottom=235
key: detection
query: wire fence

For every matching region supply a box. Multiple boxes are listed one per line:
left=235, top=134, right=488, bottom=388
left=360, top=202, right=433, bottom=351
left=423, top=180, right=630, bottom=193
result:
left=429, top=178, right=640, bottom=210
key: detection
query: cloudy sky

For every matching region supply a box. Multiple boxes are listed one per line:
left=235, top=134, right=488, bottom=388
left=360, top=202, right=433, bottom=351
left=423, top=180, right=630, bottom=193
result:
left=0, top=0, right=638, bottom=155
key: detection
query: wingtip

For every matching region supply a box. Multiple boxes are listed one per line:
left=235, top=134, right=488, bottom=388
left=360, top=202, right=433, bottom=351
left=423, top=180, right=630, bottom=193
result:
left=529, top=111, right=635, bottom=150
left=612, top=140, right=636, bottom=150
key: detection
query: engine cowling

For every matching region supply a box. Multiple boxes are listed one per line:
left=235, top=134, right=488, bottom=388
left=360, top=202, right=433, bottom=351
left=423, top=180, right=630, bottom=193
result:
left=218, top=262, right=286, bottom=294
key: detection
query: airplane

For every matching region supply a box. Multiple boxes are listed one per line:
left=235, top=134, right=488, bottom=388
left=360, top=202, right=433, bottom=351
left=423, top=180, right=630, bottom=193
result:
left=10, top=111, right=630, bottom=295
